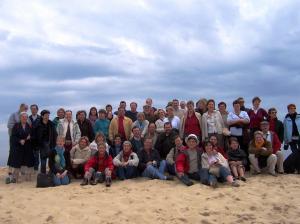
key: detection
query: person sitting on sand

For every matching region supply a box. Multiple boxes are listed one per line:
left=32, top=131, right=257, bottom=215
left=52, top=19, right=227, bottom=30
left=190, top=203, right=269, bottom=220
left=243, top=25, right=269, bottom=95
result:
left=209, top=134, right=228, bottom=159
left=248, top=131, right=277, bottom=176
left=201, top=141, right=240, bottom=188
left=113, top=141, right=139, bottom=180
left=166, top=135, right=184, bottom=175
left=138, top=137, right=173, bottom=181
left=70, top=136, right=91, bottom=179
left=132, top=112, right=149, bottom=138
left=130, top=126, right=144, bottom=153
left=49, top=136, right=70, bottom=186
left=108, top=134, right=123, bottom=159
left=227, top=137, right=247, bottom=181
left=81, top=143, right=114, bottom=187
left=89, top=132, right=110, bottom=156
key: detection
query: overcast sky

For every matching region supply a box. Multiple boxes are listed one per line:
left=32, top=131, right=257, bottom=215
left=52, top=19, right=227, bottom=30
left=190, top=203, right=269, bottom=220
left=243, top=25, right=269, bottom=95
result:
left=0, top=0, right=299, bottom=164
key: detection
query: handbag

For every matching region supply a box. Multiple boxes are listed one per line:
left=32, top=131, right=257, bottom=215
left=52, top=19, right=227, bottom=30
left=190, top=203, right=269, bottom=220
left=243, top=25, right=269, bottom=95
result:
left=36, top=173, right=54, bottom=188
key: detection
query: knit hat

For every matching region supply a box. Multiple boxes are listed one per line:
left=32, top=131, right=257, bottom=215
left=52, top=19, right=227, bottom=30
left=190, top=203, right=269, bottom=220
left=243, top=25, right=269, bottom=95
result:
left=185, top=134, right=199, bottom=145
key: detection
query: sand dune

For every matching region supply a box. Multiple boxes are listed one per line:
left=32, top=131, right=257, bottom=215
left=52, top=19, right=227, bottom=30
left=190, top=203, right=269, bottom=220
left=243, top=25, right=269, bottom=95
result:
left=0, top=167, right=299, bottom=224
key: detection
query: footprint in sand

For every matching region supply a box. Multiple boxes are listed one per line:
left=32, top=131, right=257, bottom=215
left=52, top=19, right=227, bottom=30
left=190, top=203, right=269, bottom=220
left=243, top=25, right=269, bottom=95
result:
left=200, top=212, right=210, bottom=217
left=201, top=220, right=212, bottom=224
left=46, top=215, right=54, bottom=222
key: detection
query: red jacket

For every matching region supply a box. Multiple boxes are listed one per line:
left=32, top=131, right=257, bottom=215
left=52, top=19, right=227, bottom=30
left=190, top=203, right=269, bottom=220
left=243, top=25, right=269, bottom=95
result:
left=214, top=146, right=228, bottom=159
left=270, top=131, right=281, bottom=154
left=248, top=108, right=268, bottom=129
left=84, top=152, right=114, bottom=173
left=175, top=147, right=202, bottom=174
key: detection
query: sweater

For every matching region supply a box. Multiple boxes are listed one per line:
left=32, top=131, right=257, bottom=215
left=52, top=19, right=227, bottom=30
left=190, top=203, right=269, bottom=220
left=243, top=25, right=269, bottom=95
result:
left=113, top=151, right=139, bottom=167
left=70, top=145, right=91, bottom=165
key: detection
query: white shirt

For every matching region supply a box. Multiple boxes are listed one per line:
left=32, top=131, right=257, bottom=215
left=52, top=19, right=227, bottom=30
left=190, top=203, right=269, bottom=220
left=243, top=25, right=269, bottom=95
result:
left=164, top=116, right=180, bottom=130
left=227, top=111, right=250, bottom=136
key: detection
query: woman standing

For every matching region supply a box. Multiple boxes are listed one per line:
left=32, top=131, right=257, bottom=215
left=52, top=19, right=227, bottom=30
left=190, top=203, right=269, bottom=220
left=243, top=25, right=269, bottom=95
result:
left=88, top=107, right=98, bottom=128
left=7, top=112, right=34, bottom=183
left=201, top=99, right=225, bottom=147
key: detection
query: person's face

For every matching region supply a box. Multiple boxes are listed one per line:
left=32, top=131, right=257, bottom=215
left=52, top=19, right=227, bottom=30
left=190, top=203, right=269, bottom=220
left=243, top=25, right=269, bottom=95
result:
left=233, top=103, right=240, bottom=111
left=205, top=143, right=213, bottom=153
left=98, top=146, right=106, bottom=155
left=260, top=124, right=269, bottom=133
left=218, top=104, right=226, bottom=113
left=123, top=144, right=131, bottom=153
left=132, top=128, right=141, bottom=138
left=56, top=138, right=65, bottom=148
left=42, top=113, right=50, bottom=123
left=187, top=103, right=194, bottom=111
left=230, top=141, right=239, bottom=150
left=207, top=102, right=215, bottom=111
left=118, top=108, right=125, bottom=117
left=255, top=135, right=264, bottom=144
left=164, top=124, right=172, bottom=133
left=148, top=124, right=156, bottom=134
left=238, top=99, right=245, bottom=107
left=180, top=101, right=186, bottom=109
left=143, top=106, right=150, bottom=114
left=159, top=110, right=165, bottom=118
left=91, top=108, right=97, bottom=116
left=78, top=112, right=85, bottom=121
left=210, top=136, right=217, bottom=146
left=120, top=102, right=126, bottom=109
left=20, top=114, right=28, bottom=124
left=31, top=106, right=38, bottom=115
left=175, top=137, right=182, bottom=147
left=269, top=110, right=277, bottom=119
left=79, top=139, right=88, bottom=148
left=167, top=108, right=174, bottom=117
left=130, top=103, right=137, bottom=112
left=96, top=136, right=105, bottom=144
left=65, top=112, right=72, bottom=121
left=288, top=106, right=297, bottom=114
left=99, top=112, right=106, bottom=119
left=187, top=139, right=197, bottom=149
left=20, top=105, right=28, bottom=113
left=114, top=137, right=121, bottom=146
left=146, top=98, right=152, bottom=106
left=172, top=100, right=179, bottom=109
left=144, top=139, right=152, bottom=150
left=137, top=114, right=144, bottom=122
left=58, top=110, right=65, bottom=119
left=253, top=100, right=260, bottom=108
left=106, top=106, right=112, bottom=112
left=199, top=101, right=206, bottom=110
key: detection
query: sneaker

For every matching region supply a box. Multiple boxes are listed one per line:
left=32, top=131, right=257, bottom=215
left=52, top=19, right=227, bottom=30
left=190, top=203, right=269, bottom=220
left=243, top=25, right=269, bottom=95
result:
left=165, top=176, right=174, bottom=181
left=80, top=178, right=89, bottom=186
left=105, top=177, right=112, bottom=187
left=5, top=176, right=11, bottom=184
left=240, top=177, right=246, bottom=182
left=210, top=181, right=218, bottom=188
left=252, top=170, right=261, bottom=175
left=269, top=172, right=278, bottom=177
left=179, top=175, right=194, bottom=186
left=232, top=181, right=240, bottom=187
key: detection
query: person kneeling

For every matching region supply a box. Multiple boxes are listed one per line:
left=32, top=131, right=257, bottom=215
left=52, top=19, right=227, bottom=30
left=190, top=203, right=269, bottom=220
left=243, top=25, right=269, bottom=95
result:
left=202, top=141, right=239, bottom=188
left=113, top=141, right=139, bottom=180
left=138, top=137, right=173, bottom=181
left=49, top=136, right=70, bottom=186
left=81, top=143, right=114, bottom=187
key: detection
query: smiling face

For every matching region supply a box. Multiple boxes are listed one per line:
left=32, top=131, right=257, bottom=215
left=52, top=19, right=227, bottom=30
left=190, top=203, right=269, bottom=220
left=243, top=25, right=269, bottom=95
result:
left=204, top=142, right=213, bottom=154
left=255, top=134, right=264, bottom=145
left=79, top=138, right=88, bottom=149
left=187, top=138, right=197, bottom=149
left=20, top=113, right=28, bottom=124
left=209, top=135, right=218, bottom=146
left=123, top=143, right=132, bottom=154
left=207, top=102, right=215, bottom=112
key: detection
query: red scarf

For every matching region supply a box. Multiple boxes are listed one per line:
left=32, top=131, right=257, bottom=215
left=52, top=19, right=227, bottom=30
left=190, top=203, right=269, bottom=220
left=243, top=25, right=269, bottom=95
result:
left=123, top=149, right=132, bottom=162
left=118, top=116, right=126, bottom=139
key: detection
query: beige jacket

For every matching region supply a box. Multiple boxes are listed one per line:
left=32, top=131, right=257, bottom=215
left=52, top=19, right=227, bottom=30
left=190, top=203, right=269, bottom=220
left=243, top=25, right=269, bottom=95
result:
left=70, top=145, right=91, bottom=165
left=201, top=110, right=225, bottom=141
left=109, top=116, right=133, bottom=141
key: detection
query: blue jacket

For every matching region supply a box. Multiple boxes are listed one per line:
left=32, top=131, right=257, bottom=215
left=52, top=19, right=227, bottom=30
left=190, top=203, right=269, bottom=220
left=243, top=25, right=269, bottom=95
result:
left=283, top=114, right=300, bottom=143
left=94, top=119, right=110, bottom=139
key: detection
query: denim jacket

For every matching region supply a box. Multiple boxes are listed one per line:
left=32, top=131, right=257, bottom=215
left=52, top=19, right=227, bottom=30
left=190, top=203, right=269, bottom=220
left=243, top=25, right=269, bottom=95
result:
left=283, top=114, right=300, bottom=143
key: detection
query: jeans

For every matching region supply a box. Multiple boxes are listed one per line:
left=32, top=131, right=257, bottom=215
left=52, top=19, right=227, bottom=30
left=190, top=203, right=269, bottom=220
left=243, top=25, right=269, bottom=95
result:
left=166, top=163, right=176, bottom=175
left=142, top=161, right=166, bottom=180
left=117, top=166, right=137, bottom=179
left=53, top=175, right=69, bottom=186
left=290, top=140, right=300, bottom=153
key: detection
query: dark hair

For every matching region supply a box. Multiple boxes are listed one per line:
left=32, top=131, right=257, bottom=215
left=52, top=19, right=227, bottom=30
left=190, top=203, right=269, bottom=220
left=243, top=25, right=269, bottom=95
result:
left=164, top=122, right=172, bottom=128
left=98, top=109, right=107, bottom=115
left=229, top=137, right=239, bottom=145
left=114, top=134, right=122, bottom=140
left=233, top=100, right=240, bottom=106
left=106, top=104, right=112, bottom=109
left=203, top=140, right=213, bottom=147
left=120, top=101, right=126, bottom=105
left=143, top=136, right=153, bottom=143
left=174, top=135, right=181, bottom=140
left=206, top=99, right=215, bottom=107
left=77, top=110, right=87, bottom=117
left=186, top=100, right=194, bottom=106
left=65, top=110, right=72, bottom=114
left=268, top=107, right=277, bottom=114
left=130, top=102, right=137, bottom=107
left=218, top=101, right=226, bottom=108
left=30, top=104, right=39, bottom=110
left=252, top=96, right=261, bottom=104
left=132, top=126, right=140, bottom=131
left=148, top=122, right=156, bottom=128
left=89, top=107, right=98, bottom=118
left=287, top=104, right=296, bottom=110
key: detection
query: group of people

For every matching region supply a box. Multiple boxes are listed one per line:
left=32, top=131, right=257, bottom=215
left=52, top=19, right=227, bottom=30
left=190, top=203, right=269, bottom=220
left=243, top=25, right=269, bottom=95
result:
left=5, top=97, right=300, bottom=188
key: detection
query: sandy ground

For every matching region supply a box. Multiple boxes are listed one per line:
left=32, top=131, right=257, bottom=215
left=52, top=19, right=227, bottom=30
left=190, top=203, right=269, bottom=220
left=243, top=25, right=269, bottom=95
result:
left=0, top=167, right=299, bottom=224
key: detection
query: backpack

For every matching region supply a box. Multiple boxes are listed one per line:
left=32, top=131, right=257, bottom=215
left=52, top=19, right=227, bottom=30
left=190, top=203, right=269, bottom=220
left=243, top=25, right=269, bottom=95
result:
left=36, top=173, right=54, bottom=188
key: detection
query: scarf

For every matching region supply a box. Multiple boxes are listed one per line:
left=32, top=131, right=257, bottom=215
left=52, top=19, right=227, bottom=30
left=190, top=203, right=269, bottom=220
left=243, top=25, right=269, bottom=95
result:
left=255, top=140, right=264, bottom=149
left=123, top=149, right=132, bottom=162
left=118, top=116, right=126, bottom=139
left=55, top=146, right=66, bottom=169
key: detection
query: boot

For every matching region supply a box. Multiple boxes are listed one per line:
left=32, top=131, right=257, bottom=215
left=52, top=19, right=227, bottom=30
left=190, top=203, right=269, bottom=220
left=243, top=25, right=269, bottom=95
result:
left=179, top=175, right=194, bottom=186
left=80, top=178, right=89, bottom=186
left=105, top=177, right=112, bottom=187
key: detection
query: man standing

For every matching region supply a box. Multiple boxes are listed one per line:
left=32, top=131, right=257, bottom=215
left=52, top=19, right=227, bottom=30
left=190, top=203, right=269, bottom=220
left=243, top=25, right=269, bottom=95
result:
left=172, top=99, right=185, bottom=119
left=126, top=102, right=138, bottom=122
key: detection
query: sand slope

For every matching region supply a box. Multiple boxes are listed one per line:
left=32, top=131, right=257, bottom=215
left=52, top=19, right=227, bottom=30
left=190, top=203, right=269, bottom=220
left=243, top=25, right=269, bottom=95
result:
left=0, top=167, right=299, bottom=224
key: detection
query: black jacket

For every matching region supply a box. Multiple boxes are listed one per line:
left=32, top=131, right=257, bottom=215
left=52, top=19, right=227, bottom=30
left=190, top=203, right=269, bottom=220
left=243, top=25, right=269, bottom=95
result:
left=227, top=148, right=247, bottom=165
left=78, top=119, right=95, bottom=143
left=138, top=148, right=161, bottom=172
left=37, top=120, right=57, bottom=150
left=155, top=131, right=176, bottom=159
